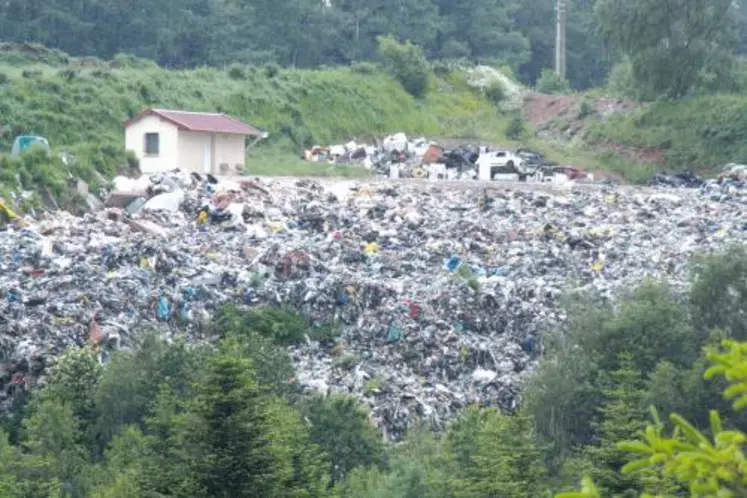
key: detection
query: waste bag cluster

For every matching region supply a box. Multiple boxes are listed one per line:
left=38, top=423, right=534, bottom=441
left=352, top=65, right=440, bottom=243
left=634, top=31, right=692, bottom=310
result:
left=302, top=132, right=585, bottom=182
left=0, top=171, right=746, bottom=439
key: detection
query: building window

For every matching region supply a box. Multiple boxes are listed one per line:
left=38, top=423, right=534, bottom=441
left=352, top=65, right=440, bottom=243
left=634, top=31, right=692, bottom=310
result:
left=144, top=133, right=159, bottom=156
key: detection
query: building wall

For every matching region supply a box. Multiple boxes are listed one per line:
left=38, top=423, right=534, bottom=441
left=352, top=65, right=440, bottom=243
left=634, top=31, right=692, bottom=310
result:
left=124, top=115, right=179, bottom=174
left=177, top=131, right=246, bottom=174
left=177, top=130, right=213, bottom=174
left=214, top=133, right=246, bottom=174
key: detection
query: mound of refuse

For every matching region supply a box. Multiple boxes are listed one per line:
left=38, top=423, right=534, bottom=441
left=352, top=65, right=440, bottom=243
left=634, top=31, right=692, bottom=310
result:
left=0, top=172, right=745, bottom=438
left=303, top=132, right=593, bottom=184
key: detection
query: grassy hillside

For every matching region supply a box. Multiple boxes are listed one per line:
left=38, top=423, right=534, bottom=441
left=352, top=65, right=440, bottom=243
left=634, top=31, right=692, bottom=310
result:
left=6, top=44, right=745, bottom=203
left=0, top=57, right=519, bottom=187
left=586, top=95, right=747, bottom=173
left=0, top=46, right=620, bottom=201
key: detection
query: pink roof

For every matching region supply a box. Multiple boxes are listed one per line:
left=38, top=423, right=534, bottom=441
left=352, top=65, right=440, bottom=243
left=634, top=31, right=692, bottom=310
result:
left=124, top=108, right=266, bottom=137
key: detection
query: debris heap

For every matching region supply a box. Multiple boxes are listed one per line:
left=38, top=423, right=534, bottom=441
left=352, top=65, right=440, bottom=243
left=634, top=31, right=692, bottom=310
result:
left=303, top=132, right=590, bottom=182
left=0, top=173, right=745, bottom=439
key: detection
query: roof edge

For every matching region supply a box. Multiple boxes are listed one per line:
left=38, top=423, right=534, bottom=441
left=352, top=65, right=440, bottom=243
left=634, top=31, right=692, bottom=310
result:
left=123, top=108, right=267, bottom=137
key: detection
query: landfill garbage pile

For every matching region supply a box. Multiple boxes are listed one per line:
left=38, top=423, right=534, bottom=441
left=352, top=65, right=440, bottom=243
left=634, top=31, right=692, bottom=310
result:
left=650, top=164, right=747, bottom=205
left=1, top=172, right=746, bottom=439
left=649, top=171, right=706, bottom=188
left=302, top=132, right=579, bottom=183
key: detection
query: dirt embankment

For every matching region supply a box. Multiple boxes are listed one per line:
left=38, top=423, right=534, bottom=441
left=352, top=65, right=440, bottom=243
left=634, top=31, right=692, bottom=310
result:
left=523, top=93, right=665, bottom=165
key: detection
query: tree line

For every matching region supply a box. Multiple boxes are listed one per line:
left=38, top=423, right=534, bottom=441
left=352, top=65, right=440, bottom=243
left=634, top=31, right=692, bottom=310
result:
left=0, top=0, right=735, bottom=92
left=1, top=245, right=747, bottom=496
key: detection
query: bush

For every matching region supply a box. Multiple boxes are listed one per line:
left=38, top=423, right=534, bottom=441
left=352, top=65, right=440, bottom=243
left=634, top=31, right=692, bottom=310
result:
left=485, top=81, right=506, bottom=105
left=228, top=63, right=246, bottom=80
left=125, top=150, right=140, bottom=171
left=58, top=69, right=78, bottom=82
left=606, top=58, right=640, bottom=99
left=439, top=39, right=471, bottom=60
left=351, top=62, right=378, bottom=74
left=0, top=73, right=8, bottom=85
left=505, top=115, right=525, bottom=139
left=21, top=69, right=42, bottom=79
left=215, top=305, right=309, bottom=346
left=264, top=63, right=280, bottom=78
left=578, top=100, right=594, bottom=119
left=377, top=35, right=430, bottom=98
left=537, top=68, right=571, bottom=94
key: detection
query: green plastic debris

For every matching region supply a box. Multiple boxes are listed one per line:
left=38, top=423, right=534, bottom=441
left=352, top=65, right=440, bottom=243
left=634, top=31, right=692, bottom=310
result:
left=387, top=325, right=402, bottom=343
left=11, top=136, right=50, bottom=158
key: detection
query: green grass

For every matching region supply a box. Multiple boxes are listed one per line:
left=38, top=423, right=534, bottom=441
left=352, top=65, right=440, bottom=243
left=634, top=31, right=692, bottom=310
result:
left=0, top=55, right=518, bottom=200
left=586, top=95, right=747, bottom=173
left=244, top=149, right=373, bottom=178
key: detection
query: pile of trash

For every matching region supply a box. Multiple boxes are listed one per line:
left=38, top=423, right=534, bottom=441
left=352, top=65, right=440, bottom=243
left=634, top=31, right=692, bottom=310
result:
left=303, top=132, right=589, bottom=183
left=649, top=164, right=747, bottom=204
left=0, top=171, right=746, bottom=439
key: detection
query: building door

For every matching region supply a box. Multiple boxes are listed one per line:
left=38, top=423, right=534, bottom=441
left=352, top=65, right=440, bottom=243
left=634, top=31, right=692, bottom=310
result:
left=203, top=141, right=211, bottom=174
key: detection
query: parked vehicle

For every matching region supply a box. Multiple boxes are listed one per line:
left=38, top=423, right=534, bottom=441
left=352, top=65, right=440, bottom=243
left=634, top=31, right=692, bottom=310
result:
left=476, top=150, right=546, bottom=181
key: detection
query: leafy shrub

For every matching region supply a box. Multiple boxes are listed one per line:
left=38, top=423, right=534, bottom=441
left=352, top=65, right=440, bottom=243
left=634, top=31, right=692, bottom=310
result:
left=228, top=63, right=246, bottom=80
left=578, top=100, right=594, bottom=119
left=537, top=68, right=571, bottom=94
left=606, top=58, right=640, bottom=100
left=377, top=35, right=430, bottom=98
left=215, top=305, right=309, bottom=346
left=505, top=115, right=525, bottom=139
left=0, top=73, right=8, bottom=85
left=125, top=150, right=140, bottom=171
left=485, top=81, right=506, bottom=105
left=21, top=69, right=42, bottom=79
left=264, top=63, right=280, bottom=78
left=109, top=53, right=158, bottom=70
left=351, top=62, right=378, bottom=75
left=439, top=39, right=471, bottom=60
left=58, top=69, right=78, bottom=82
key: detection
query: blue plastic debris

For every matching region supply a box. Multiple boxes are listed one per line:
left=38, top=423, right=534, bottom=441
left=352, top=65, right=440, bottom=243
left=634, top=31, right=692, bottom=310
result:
left=6, top=290, right=21, bottom=304
left=156, top=295, right=171, bottom=321
left=444, top=256, right=461, bottom=272
left=387, top=325, right=402, bottom=343
left=179, top=301, right=190, bottom=321
left=337, top=292, right=349, bottom=306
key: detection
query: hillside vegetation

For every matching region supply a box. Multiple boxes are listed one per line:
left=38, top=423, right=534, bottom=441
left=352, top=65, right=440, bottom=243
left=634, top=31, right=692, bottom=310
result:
left=587, top=94, right=747, bottom=173
left=0, top=53, right=506, bottom=196
left=0, top=46, right=615, bottom=202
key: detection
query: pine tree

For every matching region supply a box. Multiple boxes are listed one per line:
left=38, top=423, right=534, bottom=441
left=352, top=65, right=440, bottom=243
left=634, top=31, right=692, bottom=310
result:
left=581, top=354, right=648, bottom=497
left=450, top=407, right=548, bottom=498
left=190, top=354, right=275, bottom=498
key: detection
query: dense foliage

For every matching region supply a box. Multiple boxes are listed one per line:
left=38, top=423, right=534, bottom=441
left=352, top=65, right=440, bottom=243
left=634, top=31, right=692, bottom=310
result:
left=0, top=0, right=613, bottom=89
left=0, top=246, right=745, bottom=496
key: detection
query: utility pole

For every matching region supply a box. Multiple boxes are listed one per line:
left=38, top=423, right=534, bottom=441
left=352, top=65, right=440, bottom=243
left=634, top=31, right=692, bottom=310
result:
left=555, top=0, right=567, bottom=80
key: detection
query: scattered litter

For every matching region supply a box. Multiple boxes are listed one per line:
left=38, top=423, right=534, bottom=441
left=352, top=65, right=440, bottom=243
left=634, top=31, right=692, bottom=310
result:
left=0, top=169, right=744, bottom=440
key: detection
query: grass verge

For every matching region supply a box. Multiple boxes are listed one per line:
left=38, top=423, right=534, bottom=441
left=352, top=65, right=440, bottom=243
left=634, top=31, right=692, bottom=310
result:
left=586, top=95, right=747, bottom=173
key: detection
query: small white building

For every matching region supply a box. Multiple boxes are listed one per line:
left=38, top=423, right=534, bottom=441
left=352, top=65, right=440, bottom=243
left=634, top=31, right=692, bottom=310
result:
left=123, top=108, right=267, bottom=175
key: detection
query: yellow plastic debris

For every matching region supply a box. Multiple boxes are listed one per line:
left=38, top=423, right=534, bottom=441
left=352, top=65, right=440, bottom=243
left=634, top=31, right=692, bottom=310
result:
left=603, top=194, right=617, bottom=204
left=0, top=200, right=18, bottom=220
left=364, top=242, right=379, bottom=254
left=139, top=258, right=152, bottom=270
left=197, top=210, right=208, bottom=224
left=268, top=222, right=284, bottom=233
left=591, top=261, right=604, bottom=272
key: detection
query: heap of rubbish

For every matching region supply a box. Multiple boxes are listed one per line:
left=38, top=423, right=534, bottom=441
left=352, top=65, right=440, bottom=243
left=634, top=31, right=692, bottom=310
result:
left=303, top=132, right=592, bottom=183
left=0, top=171, right=746, bottom=439
left=649, top=163, right=747, bottom=200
